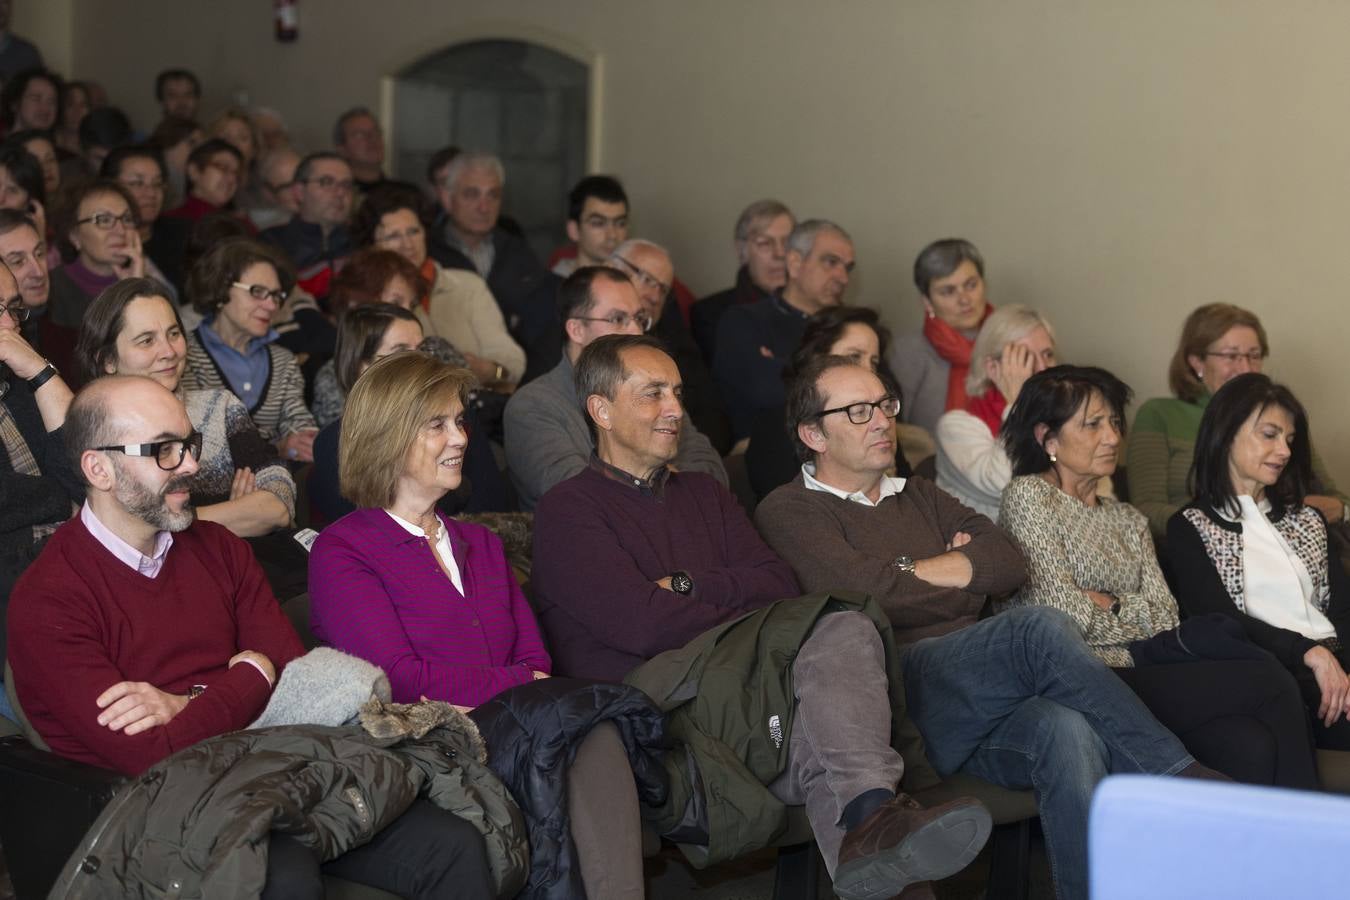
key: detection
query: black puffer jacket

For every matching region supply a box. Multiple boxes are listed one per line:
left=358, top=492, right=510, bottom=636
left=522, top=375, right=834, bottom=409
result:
left=51, top=721, right=528, bottom=899
left=473, top=677, right=669, bottom=900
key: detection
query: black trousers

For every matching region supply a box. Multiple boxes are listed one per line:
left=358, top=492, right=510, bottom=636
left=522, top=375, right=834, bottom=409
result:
left=1114, top=658, right=1320, bottom=790
left=1291, top=646, right=1350, bottom=750
left=261, top=798, right=495, bottom=900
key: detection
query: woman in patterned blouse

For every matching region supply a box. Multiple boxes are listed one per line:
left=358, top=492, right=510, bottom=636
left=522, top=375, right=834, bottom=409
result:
left=998, top=365, right=1318, bottom=789
left=75, top=277, right=294, bottom=537
left=1167, top=373, right=1350, bottom=749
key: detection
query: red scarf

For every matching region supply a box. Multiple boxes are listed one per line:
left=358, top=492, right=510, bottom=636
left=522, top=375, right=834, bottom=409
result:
left=419, top=258, right=437, bottom=313
left=923, top=304, right=995, bottom=413
left=965, top=387, right=1007, bottom=437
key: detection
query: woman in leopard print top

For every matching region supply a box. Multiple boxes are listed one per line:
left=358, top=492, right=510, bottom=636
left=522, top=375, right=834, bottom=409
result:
left=1167, top=373, right=1350, bottom=749
left=998, top=365, right=1318, bottom=788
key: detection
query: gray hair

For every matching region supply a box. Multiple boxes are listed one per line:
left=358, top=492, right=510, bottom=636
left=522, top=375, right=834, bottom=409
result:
left=786, top=219, right=852, bottom=261
left=913, top=238, right=984, bottom=297
left=610, top=238, right=668, bottom=261
left=733, top=199, right=793, bottom=244
left=965, top=304, right=1057, bottom=396
left=441, top=151, right=505, bottom=191
left=332, top=106, right=376, bottom=147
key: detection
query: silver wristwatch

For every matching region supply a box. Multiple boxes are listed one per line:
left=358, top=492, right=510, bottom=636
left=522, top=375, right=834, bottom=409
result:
left=892, top=555, right=917, bottom=574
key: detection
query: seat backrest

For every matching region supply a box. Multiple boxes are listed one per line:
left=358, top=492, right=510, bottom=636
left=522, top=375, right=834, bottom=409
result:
left=4, top=659, right=50, bottom=751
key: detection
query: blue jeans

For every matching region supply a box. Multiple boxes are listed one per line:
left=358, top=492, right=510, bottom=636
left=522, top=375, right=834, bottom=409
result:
left=0, top=680, right=15, bottom=724
left=901, top=607, right=1193, bottom=900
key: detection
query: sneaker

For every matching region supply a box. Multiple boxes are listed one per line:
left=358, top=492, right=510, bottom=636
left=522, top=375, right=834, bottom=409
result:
left=832, top=793, right=992, bottom=900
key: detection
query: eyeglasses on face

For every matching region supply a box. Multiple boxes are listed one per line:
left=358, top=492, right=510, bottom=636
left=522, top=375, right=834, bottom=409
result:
left=1204, top=350, right=1264, bottom=365
left=570, top=309, right=653, bottom=332
left=817, top=396, right=902, bottom=425
left=97, top=430, right=204, bottom=471
left=232, top=282, right=288, bottom=304
left=0, top=301, right=30, bottom=322
left=613, top=255, right=671, bottom=297
left=77, top=211, right=136, bottom=230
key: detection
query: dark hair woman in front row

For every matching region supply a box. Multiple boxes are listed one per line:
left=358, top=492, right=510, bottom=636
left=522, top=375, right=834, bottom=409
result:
left=998, top=365, right=1318, bottom=788
left=1167, top=373, right=1350, bottom=749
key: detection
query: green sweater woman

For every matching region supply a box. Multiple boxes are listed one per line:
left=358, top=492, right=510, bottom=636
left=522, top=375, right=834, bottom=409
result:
left=1127, top=303, right=1347, bottom=539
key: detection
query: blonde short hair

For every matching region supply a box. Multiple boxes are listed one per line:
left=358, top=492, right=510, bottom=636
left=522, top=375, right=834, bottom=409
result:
left=339, top=352, right=475, bottom=509
left=965, top=304, right=1057, bottom=397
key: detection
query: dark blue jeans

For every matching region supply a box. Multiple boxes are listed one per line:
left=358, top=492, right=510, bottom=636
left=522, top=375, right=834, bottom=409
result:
left=901, top=607, right=1193, bottom=900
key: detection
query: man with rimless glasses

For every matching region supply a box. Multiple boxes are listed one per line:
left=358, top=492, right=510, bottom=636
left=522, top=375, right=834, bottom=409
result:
left=0, top=259, right=79, bottom=727
left=504, top=265, right=726, bottom=510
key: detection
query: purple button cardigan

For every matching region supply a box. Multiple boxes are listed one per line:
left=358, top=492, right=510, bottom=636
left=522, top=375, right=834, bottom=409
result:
left=309, top=506, right=551, bottom=706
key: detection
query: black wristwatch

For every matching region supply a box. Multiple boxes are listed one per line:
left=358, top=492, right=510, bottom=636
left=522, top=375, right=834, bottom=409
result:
left=27, top=362, right=57, bottom=391
left=1110, top=598, right=1122, bottom=616
left=670, top=571, right=694, bottom=595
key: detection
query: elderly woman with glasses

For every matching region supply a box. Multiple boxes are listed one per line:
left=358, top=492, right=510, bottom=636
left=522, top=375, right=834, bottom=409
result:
left=353, top=184, right=524, bottom=387
left=1126, top=303, right=1348, bottom=540
left=45, top=180, right=157, bottom=386
left=181, top=238, right=317, bottom=462
left=75, top=277, right=293, bottom=537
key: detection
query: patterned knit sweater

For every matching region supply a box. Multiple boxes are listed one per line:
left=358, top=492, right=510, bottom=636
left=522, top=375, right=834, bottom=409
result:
left=1126, top=395, right=1347, bottom=538
left=1000, top=474, right=1179, bottom=667
left=183, top=389, right=295, bottom=518
left=182, top=331, right=316, bottom=442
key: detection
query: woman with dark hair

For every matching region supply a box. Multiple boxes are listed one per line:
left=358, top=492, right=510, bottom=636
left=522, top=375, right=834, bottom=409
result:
left=5, top=129, right=60, bottom=198
left=1127, top=303, right=1347, bottom=539
left=888, top=238, right=995, bottom=435
left=45, top=179, right=148, bottom=384
left=0, top=142, right=44, bottom=233
left=1167, top=373, right=1350, bottom=749
left=54, top=80, right=90, bottom=156
left=102, top=144, right=190, bottom=297
left=355, top=183, right=524, bottom=384
left=0, top=68, right=60, bottom=134
left=745, top=305, right=913, bottom=500
left=75, top=278, right=294, bottom=537
left=162, top=138, right=250, bottom=228
left=181, top=237, right=317, bottom=461
left=998, top=365, right=1318, bottom=788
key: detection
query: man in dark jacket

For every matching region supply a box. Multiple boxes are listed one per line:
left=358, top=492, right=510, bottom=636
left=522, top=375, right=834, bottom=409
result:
left=691, top=198, right=795, bottom=365
left=8, top=375, right=495, bottom=898
left=532, top=334, right=991, bottom=900
left=429, top=151, right=562, bottom=382
left=260, top=151, right=354, bottom=302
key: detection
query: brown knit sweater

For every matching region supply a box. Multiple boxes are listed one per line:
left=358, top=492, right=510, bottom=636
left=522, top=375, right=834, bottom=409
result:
left=755, top=474, right=1027, bottom=645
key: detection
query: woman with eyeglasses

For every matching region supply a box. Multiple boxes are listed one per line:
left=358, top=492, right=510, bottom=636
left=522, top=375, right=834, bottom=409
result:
left=1126, top=303, right=1347, bottom=540
left=74, top=277, right=293, bottom=538
left=181, top=238, right=318, bottom=463
left=353, top=184, right=524, bottom=387
left=101, top=145, right=190, bottom=301
left=162, top=138, right=253, bottom=232
left=45, top=180, right=151, bottom=386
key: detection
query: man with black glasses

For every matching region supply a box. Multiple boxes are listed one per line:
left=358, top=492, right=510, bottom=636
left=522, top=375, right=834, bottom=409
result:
left=260, top=152, right=354, bottom=301
left=8, top=373, right=499, bottom=897
left=503, top=265, right=725, bottom=510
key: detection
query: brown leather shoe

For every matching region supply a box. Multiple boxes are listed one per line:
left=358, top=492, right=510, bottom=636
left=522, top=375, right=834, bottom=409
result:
left=832, top=793, right=991, bottom=900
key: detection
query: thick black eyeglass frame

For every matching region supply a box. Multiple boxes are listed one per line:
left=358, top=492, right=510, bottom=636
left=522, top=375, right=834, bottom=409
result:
left=816, top=396, right=902, bottom=425
left=96, top=430, right=204, bottom=471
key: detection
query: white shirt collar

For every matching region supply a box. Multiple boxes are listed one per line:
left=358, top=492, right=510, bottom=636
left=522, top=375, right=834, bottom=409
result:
left=384, top=509, right=465, bottom=595
left=801, top=463, right=907, bottom=508
left=80, top=502, right=174, bottom=578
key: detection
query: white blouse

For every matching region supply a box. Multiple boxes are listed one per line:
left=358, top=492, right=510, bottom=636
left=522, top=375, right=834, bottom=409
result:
left=1235, top=495, right=1335, bottom=640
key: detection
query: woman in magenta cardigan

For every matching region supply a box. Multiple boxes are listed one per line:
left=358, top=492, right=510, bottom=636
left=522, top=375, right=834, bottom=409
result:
left=308, top=352, right=644, bottom=898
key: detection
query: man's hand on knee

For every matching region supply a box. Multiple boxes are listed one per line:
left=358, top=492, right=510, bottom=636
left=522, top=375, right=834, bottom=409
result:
left=96, top=681, right=190, bottom=735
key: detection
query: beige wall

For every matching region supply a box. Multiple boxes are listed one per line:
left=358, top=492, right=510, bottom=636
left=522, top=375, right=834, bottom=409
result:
left=12, top=0, right=73, bottom=76
left=66, top=0, right=1349, bottom=486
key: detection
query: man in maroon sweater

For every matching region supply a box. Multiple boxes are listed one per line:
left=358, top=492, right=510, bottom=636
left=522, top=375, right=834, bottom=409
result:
left=532, top=335, right=992, bottom=900
left=8, top=375, right=493, bottom=898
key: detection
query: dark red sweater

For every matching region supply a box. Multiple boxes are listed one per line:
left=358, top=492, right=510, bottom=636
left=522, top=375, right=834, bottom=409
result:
left=531, top=466, right=801, bottom=680
left=7, top=516, right=305, bottom=774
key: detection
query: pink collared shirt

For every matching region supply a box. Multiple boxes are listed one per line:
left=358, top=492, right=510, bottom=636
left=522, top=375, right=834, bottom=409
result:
left=80, top=503, right=174, bottom=579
